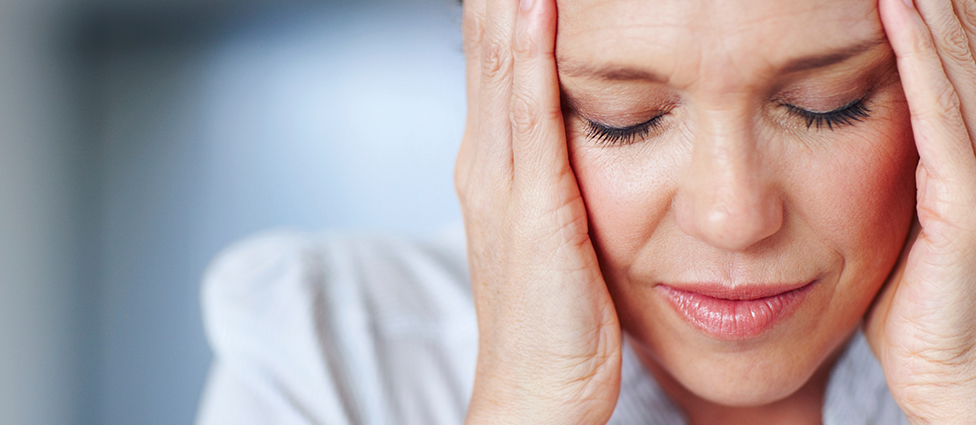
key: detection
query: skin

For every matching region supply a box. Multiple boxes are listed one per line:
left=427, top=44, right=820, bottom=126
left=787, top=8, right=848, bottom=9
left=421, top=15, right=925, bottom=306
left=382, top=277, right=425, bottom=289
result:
left=559, top=0, right=916, bottom=421
left=454, top=0, right=976, bottom=423
left=556, top=0, right=917, bottom=414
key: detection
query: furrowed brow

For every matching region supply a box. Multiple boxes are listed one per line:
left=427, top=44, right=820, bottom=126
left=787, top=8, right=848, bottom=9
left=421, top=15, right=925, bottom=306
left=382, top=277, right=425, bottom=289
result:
left=556, top=37, right=887, bottom=82
left=557, top=60, right=668, bottom=83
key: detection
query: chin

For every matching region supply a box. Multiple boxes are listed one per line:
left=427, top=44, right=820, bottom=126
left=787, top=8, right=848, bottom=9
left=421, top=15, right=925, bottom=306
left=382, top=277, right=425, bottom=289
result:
left=671, top=353, right=824, bottom=407
left=627, top=305, right=859, bottom=409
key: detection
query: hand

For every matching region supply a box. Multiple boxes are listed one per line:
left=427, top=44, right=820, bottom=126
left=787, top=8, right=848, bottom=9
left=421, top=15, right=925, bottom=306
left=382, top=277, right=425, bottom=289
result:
left=866, top=0, right=976, bottom=422
left=454, top=0, right=622, bottom=423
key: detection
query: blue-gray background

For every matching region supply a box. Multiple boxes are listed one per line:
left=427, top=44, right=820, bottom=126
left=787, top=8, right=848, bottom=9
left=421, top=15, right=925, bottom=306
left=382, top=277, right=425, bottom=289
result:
left=0, top=0, right=464, bottom=423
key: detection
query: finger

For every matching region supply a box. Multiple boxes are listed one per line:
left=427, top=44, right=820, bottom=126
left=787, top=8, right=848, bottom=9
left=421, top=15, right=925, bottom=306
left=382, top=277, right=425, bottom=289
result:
left=950, top=0, right=976, bottom=67
left=456, top=0, right=488, bottom=190
left=477, top=0, right=520, bottom=180
left=914, top=0, right=976, bottom=148
left=510, top=0, right=569, bottom=188
left=881, top=0, right=976, bottom=225
left=463, top=0, right=487, bottom=116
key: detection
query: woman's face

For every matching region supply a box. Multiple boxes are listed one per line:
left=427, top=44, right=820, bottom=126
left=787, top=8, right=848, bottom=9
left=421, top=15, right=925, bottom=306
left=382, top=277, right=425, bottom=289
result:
left=558, top=0, right=917, bottom=407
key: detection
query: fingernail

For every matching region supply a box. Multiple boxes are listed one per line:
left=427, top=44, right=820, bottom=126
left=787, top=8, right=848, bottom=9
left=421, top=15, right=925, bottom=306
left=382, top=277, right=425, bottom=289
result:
left=520, top=0, right=535, bottom=12
left=902, top=0, right=914, bottom=9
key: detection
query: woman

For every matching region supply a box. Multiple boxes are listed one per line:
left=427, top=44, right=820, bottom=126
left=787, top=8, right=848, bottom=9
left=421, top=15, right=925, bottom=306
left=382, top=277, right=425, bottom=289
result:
left=198, top=0, right=976, bottom=423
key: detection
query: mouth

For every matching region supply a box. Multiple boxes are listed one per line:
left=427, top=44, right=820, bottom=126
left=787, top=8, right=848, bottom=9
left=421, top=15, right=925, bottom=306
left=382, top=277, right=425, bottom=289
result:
left=656, top=280, right=817, bottom=340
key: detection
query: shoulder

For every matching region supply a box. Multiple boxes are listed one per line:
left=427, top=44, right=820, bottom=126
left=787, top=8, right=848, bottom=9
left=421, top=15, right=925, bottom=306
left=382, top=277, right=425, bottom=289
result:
left=198, top=225, right=476, bottom=425
left=201, top=226, right=471, bottom=335
left=201, top=230, right=316, bottom=328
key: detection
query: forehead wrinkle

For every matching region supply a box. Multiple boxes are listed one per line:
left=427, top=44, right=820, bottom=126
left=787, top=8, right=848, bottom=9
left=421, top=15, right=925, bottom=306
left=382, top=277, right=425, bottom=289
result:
left=691, top=5, right=885, bottom=91
left=555, top=0, right=886, bottom=91
left=556, top=21, right=691, bottom=84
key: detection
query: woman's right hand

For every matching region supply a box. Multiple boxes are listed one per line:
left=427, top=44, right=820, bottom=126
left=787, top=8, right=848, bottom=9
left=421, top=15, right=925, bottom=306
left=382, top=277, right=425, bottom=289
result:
left=454, top=0, right=622, bottom=423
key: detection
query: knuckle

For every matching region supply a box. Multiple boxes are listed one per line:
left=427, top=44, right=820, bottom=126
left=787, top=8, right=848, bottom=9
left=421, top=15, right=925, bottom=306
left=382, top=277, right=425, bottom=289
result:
left=935, top=83, right=964, bottom=120
left=454, top=171, right=470, bottom=203
left=916, top=82, right=965, bottom=124
left=939, top=24, right=975, bottom=66
left=512, top=30, right=540, bottom=59
left=462, top=11, right=486, bottom=56
left=509, top=91, right=541, bottom=137
left=908, top=23, right=936, bottom=55
left=958, top=0, right=976, bottom=33
left=481, top=39, right=513, bottom=83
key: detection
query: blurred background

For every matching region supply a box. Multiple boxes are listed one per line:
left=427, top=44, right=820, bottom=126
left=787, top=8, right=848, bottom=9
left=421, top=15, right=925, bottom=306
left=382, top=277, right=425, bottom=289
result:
left=0, top=0, right=464, bottom=423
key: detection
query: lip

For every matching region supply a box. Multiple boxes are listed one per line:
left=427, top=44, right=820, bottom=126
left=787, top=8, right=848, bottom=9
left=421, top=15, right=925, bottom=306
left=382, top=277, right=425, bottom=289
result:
left=657, top=280, right=816, bottom=340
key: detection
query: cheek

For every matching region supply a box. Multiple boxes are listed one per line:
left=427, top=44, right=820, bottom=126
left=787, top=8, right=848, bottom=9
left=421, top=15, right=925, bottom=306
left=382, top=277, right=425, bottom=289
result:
left=793, top=112, right=917, bottom=280
left=569, top=143, right=683, bottom=275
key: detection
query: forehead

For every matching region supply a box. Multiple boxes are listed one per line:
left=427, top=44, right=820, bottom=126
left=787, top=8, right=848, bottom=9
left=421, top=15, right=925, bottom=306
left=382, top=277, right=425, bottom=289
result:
left=556, top=0, right=883, bottom=86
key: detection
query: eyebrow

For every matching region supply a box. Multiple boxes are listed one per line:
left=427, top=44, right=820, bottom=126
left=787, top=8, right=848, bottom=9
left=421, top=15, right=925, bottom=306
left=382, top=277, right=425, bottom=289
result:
left=557, top=37, right=887, bottom=82
left=557, top=60, right=668, bottom=83
left=780, top=37, right=887, bottom=73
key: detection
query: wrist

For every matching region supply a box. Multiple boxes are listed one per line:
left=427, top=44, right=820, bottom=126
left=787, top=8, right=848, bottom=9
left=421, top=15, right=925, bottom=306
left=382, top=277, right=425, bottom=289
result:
left=464, top=372, right=617, bottom=425
left=898, top=378, right=976, bottom=425
left=464, top=401, right=611, bottom=425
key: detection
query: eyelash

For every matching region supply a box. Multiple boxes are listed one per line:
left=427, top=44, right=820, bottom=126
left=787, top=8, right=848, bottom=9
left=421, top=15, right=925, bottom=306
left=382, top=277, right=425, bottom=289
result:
left=583, top=98, right=872, bottom=146
left=784, top=98, right=871, bottom=130
left=585, top=114, right=666, bottom=146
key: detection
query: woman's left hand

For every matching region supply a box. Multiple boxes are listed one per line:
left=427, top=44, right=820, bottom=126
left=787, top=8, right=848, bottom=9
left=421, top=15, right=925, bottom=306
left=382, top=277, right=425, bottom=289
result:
left=866, top=0, right=976, bottom=422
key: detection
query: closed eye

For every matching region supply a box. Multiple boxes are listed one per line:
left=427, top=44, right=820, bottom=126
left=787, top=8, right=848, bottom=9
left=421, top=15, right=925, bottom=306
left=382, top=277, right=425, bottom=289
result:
left=585, top=114, right=667, bottom=146
left=784, top=98, right=871, bottom=130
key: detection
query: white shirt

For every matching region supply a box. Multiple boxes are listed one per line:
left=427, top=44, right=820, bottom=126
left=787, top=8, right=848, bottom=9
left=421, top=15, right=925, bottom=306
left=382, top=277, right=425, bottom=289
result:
left=196, top=226, right=908, bottom=424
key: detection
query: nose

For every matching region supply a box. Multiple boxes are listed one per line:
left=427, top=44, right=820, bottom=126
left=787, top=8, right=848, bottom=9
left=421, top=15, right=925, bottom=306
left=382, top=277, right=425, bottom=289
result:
left=674, top=118, right=784, bottom=252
